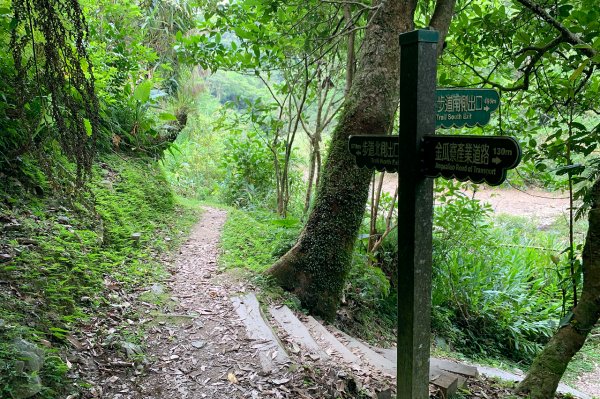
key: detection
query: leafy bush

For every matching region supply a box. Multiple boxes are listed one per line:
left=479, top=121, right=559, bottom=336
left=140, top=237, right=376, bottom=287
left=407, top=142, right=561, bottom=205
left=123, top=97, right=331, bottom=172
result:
left=162, top=111, right=225, bottom=200
left=431, top=180, right=562, bottom=362
left=218, top=129, right=278, bottom=209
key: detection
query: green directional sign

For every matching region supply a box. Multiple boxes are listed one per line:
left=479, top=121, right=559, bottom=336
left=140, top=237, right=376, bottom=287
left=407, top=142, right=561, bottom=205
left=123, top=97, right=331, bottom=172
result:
left=436, top=88, right=499, bottom=129
left=421, top=135, right=521, bottom=186
left=348, top=135, right=399, bottom=172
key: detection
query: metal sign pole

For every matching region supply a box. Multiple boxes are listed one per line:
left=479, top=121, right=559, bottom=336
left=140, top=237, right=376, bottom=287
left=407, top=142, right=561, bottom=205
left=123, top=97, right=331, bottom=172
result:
left=397, top=29, right=438, bottom=399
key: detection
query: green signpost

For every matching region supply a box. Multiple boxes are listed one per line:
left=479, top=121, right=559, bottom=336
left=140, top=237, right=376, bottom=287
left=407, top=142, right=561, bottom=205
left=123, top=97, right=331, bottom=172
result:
left=396, top=29, right=437, bottom=399
left=347, top=29, right=522, bottom=399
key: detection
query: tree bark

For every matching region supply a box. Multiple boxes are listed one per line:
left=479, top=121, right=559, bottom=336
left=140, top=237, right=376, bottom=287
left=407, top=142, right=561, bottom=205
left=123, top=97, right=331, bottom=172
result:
left=515, top=177, right=600, bottom=398
left=343, top=3, right=356, bottom=97
left=266, top=0, right=417, bottom=319
left=429, top=0, right=456, bottom=56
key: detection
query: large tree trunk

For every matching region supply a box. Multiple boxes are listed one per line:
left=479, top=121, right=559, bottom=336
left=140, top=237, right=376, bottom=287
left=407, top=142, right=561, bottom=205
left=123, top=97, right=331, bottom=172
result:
left=515, top=177, right=600, bottom=398
left=266, top=0, right=417, bottom=319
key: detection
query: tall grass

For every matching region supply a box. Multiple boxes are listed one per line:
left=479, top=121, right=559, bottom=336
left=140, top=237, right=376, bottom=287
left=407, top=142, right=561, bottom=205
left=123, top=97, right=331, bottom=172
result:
left=432, top=187, right=568, bottom=362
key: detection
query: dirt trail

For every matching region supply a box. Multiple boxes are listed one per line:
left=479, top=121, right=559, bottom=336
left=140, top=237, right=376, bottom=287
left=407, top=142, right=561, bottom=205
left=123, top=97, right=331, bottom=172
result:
left=73, top=207, right=328, bottom=399
left=131, top=207, right=261, bottom=398
left=127, top=207, right=328, bottom=398
left=467, top=185, right=571, bottom=227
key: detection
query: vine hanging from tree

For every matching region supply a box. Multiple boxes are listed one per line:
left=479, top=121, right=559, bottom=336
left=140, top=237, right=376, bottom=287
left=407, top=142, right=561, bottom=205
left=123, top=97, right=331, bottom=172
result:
left=9, top=0, right=99, bottom=184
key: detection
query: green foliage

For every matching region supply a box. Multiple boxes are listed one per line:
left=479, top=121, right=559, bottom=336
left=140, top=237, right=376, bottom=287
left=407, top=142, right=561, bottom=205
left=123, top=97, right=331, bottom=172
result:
left=218, top=127, right=278, bottom=209
left=217, top=95, right=306, bottom=215
left=205, top=71, right=270, bottom=105
left=162, top=112, right=225, bottom=200
left=338, top=253, right=397, bottom=345
left=4, top=0, right=100, bottom=183
left=0, top=154, right=200, bottom=398
left=0, top=0, right=197, bottom=192
left=431, top=181, right=564, bottom=362
left=220, top=208, right=301, bottom=272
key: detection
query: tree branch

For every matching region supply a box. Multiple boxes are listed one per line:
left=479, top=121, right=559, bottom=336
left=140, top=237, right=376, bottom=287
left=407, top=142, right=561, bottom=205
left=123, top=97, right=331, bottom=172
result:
left=515, top=0, right=597, bottom=59
left=449, top=34, right=564, bottom=92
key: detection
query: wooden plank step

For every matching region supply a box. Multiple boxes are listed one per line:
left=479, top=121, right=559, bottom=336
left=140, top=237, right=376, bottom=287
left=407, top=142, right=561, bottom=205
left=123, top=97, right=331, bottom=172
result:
left=304, top=316, right=361, bottom=365
left=371, top=346, right=396, bottom=362
left=231, top=293, right=288, bottom=374
left=335, top=330, right=396, bottom=375
left=430, top=357, right=478, bottom=377
left=269, top=305, right=329, bottom=361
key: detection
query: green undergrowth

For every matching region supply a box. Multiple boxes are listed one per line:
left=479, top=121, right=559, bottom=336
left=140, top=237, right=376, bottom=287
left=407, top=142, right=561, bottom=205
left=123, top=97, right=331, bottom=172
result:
left=220, top=208, right=301, bottom=272
left=432, top=198, right=582, bottom=364
left=0, top=154, right=201, bottom=398
left=334, top=243, right=397, bottom=346
left=432, top=211, right=564, bottom=363
left=219, top=208, right=307, bottom=310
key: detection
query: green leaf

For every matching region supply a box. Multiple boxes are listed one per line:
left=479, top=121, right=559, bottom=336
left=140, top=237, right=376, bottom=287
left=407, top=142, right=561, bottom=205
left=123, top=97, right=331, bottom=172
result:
left=133, top=80, right=153, bottom=103
left=234, top=27, right=251, bottom=40
left=159, top=112, right=178, bottom=121
left=569, top=58, right=589, bottom=81
left=83, top=118, right=93, bottom=137
left=514, top=53, right=528, bottom=69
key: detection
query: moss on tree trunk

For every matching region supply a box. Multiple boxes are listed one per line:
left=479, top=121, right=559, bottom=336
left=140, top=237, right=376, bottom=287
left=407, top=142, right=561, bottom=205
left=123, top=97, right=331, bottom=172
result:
left=515, top=178, right=600, bottom=398
left=266, top=1, right=417, bottom=319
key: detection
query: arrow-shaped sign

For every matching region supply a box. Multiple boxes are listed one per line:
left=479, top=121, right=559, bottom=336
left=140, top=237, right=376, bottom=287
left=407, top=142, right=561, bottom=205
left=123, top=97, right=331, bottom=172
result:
left=421, top=135, right=521, bottom=186
left=436, top=88, right=500, bottom=129
left=348, top=135, right=399, bottom=172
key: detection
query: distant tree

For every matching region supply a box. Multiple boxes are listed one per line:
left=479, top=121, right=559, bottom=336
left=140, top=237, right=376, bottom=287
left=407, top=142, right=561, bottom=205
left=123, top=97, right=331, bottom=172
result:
left=178, top=0, right=362, bottom=216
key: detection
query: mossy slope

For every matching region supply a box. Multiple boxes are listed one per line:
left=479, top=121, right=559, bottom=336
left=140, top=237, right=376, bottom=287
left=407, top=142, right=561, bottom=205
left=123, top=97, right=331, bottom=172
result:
left=0, top=154, right=200, bottom=398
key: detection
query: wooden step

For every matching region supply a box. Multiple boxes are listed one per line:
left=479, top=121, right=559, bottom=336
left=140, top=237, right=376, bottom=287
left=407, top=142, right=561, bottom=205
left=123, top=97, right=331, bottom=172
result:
left=430, top=357, right=478, bottom=378
left=334, top=329, right=396, bottom=375
left=268, top=305, right=329, bottom=361
left=231, top=293, right=289, bottom=374
left=304, top=316, right=361, bottom=365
